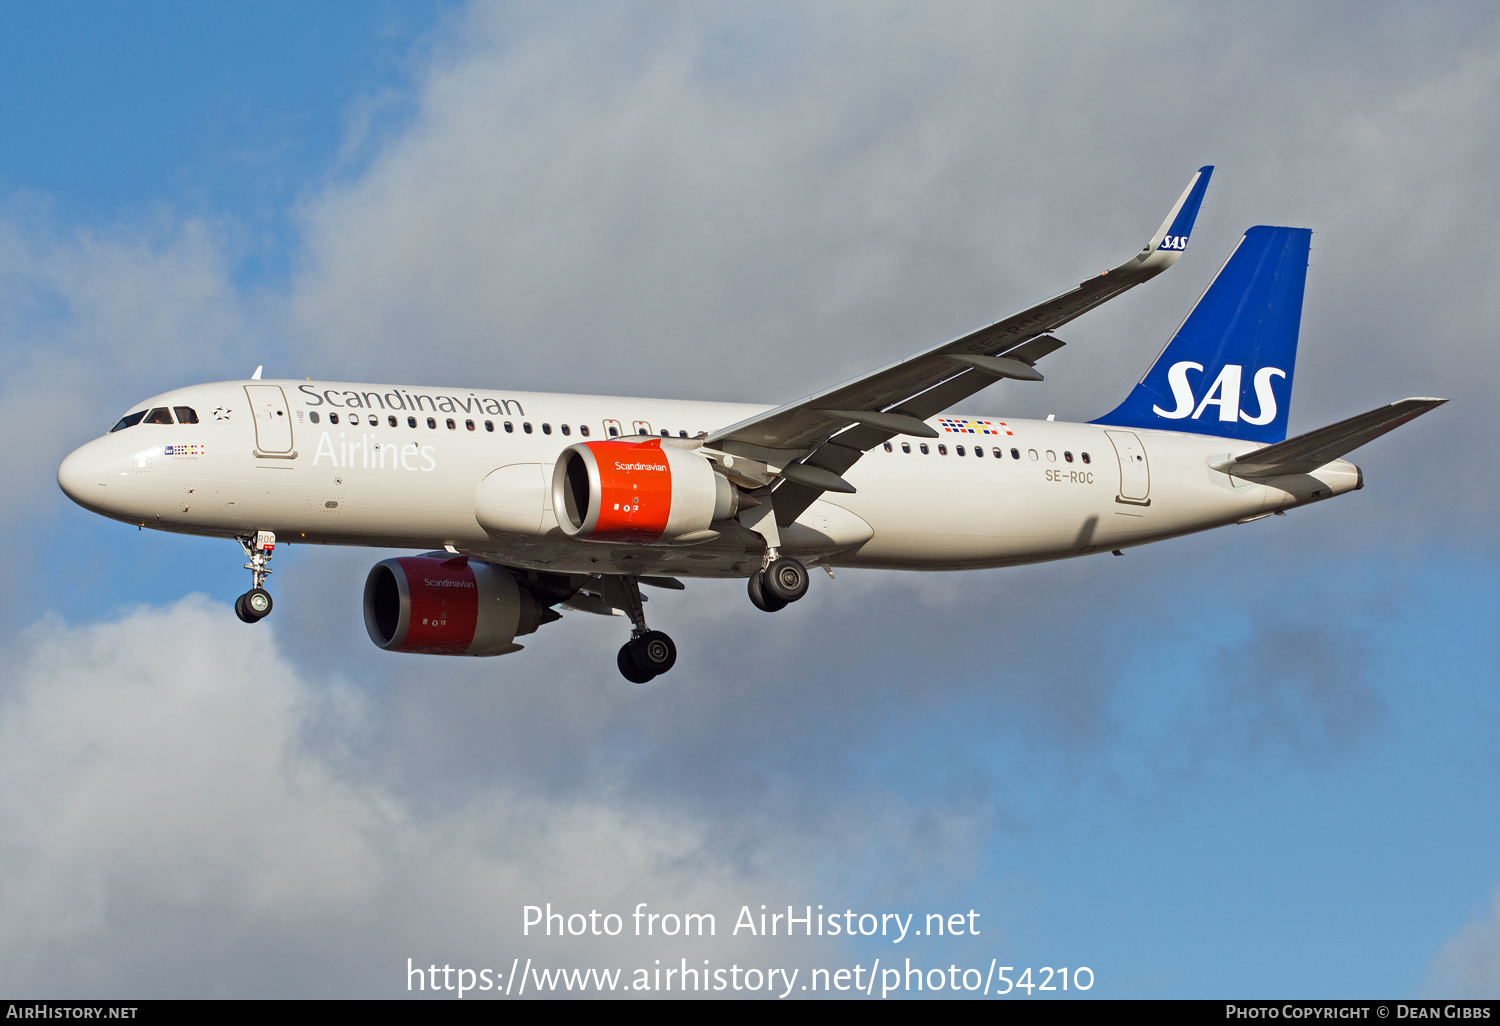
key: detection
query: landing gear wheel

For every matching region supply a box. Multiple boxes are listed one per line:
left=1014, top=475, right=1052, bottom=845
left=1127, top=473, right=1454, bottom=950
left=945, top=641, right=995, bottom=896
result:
left=763, top=557, right=809, bottom=604
left=234, top=593, right=259, bottom=624
left=631, top=630, right=677, bottom=675
left=617, top=643, right=656, bottom=684
left=245, top=587, right=273, bottom=618
left=748, top=570, right=787, bottom=612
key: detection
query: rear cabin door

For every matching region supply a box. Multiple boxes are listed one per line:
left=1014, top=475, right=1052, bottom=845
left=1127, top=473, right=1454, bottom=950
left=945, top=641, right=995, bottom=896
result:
left=1105, top=429, right=1150, bottom=504
left=244, top=385, right=294, bottom=455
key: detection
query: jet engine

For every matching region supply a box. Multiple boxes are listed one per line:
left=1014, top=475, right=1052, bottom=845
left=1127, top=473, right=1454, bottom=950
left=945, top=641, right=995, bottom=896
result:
left=552, top=439, right=740, bottom=544
left=363, top=555, right=551, bottom=656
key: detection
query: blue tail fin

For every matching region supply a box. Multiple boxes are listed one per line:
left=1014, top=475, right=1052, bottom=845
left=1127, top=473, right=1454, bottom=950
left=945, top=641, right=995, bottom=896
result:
left=1092, top=225, right=1312, bottom=443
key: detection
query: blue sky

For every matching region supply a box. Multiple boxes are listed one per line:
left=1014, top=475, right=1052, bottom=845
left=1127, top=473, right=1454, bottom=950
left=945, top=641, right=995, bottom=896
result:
left=1, top=1, right=1497, bottom=999
left=0, top=2, right=444, bottom=268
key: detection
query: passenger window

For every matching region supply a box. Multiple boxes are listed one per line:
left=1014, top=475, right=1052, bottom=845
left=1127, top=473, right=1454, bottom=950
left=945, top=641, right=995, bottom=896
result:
left=992, top=448, right=1003, bottom=458
left=679, top=430, right=688, bottom=438
left=349, top=414, right=360, bottom=426
left=1011, top=448, right=1020, bottom=459
left=446, top=418, right=457, bottom=430
left=955, top=445, right=965, bottom=456
left=485, top=420, right=494, bottom=432
left=504, top=421, right=513, bottom=433
left=920, top=444, right=929, bottom=455
left=1081, top=452, right=1090, bottom=464
left=109, top=411, right=146, bottom=432
left=1028, top=449, right=1038, bottom=460
left=660, top=429, right=669, bottom=437
left=1064, top=451, right=1073, bottom=463
left=937, top=444, right=947, bottom=455
left=466, top=419, right=475, bottom=431
left=427, top=417, right=437, bottom=429
left=408, top=416, right=417, bottom=428
left=309, top=411, right=320, bottom=424
left=579, top=425, right=590, bottom=437
left=561, top=424, right=570, bottom=436
left=523, top=422, right=533, bottom=434
left=144, top=408, right=174, bottom=425
left=901, top=443, right=911, bottom=453
left=388, top=415, right=397, bottom=427
left=608, top=425, right=619, bottom=437
left=542, top=423, right=552, bottom=435
left=975, top=446, right=984, bottom=457
left=1046, top=450, right=1056, bottom=462
left=173, top=406, right=199, bottom=424
left=883, top=442, right=892, bottom=452
left=329, top=412, right=340, bottom=425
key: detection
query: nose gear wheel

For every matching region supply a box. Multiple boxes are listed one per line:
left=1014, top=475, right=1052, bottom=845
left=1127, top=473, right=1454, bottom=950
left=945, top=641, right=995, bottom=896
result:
left=236, top=587, right=273, bottom=623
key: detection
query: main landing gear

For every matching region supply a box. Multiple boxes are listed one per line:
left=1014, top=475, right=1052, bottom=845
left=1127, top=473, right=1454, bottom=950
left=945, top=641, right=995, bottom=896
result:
left=602, top=575, right=678, bottom=683
left=234, top=531, right=276, bottom=624
left=747, top=554, right=810, bottom=613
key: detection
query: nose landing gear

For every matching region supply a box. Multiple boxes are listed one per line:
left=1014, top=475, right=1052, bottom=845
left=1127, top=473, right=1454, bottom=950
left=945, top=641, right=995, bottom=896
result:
left=601, top=575, right=677, bottom=683
left=234, top=531, right=276, bottom=624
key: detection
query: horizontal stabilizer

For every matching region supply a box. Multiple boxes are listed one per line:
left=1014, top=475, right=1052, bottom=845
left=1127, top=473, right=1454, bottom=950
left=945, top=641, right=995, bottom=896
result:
left=1209, top=398, right=1447, bottom=478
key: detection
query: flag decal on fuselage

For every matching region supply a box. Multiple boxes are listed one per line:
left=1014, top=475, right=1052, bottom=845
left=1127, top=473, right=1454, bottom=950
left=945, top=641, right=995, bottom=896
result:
left=938, top=418, right=1011, bottom=436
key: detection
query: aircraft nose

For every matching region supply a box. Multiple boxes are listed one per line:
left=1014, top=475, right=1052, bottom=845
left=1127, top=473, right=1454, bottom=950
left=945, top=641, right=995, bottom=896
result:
left=58, top=440, right=108, bottom=509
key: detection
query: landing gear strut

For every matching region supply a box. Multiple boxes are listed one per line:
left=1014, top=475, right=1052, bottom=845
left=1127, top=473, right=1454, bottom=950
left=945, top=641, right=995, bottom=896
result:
left=748, top=553, right=809, bottom=612
left=235, top=531, right=276, bottom=624
left=601, top=575, right=677, bottom=683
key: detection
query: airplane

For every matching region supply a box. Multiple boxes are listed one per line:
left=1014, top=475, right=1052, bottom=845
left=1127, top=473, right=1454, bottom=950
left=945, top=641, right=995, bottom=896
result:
left=57, top=167, right=1445, bottom=682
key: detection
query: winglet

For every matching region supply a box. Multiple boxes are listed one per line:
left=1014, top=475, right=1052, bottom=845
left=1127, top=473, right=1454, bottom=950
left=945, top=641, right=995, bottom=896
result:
left=1138, top=166, right=1213, bottom=265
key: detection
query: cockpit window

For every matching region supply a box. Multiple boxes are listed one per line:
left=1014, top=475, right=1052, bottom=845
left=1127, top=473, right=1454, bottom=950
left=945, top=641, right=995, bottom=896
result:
left=143, top=408, right=174, bottom=425
left=109, top=411, right=146, bottom=432
left=173, top=406, right=199, bottom=424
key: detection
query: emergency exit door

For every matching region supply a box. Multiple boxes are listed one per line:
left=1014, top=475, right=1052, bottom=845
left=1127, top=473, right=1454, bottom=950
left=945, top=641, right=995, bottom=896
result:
left=1105, top=429, right=1150, bottom=504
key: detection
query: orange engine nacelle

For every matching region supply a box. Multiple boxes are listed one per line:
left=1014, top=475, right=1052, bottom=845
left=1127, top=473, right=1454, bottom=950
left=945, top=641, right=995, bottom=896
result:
left=362, top=555, right=549, bottom=656
left=552, top=439, right=739, bottom=544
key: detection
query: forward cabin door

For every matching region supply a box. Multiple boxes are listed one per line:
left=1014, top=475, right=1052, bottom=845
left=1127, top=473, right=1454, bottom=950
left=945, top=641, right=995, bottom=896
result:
left=244, top=385, right=295, bottom=456
left=1105, top=429, right=1150, bottom=505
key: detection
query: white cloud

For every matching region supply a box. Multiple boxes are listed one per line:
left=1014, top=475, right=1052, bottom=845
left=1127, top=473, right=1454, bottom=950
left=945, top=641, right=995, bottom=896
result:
left=0, top=597, right=830, bottom=996
left=1424, top=888, right=1500, bottom=998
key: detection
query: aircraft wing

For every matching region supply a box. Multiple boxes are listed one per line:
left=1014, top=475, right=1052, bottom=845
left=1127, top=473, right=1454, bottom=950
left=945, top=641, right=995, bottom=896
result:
left=706, top=167, right=1215, bottom=524
left=1209, top=397, right=1448, bottom=479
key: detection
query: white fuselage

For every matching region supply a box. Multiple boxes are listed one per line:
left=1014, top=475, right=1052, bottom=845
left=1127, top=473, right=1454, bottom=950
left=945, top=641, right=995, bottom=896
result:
left=59, top=378, right=1362, bottom=579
